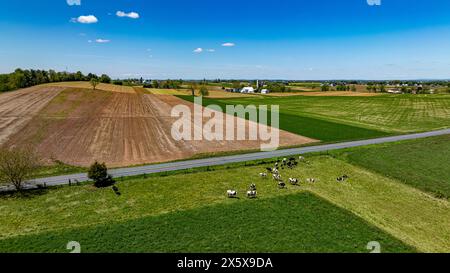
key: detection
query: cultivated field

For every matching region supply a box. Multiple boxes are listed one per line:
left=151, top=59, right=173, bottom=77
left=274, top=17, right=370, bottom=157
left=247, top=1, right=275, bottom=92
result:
left=44, top=82, right=136, bottom=94
left=0, top=86, right=64, bottom=145
left=3, top=86, right=314, bottom=167
left=1, top=136, right=450, bottom=252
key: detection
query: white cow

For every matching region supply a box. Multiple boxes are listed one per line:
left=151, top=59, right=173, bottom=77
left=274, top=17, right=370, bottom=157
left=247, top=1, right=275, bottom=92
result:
left=259, top=172, right=268, bottom=178
left=247, top=190, right=257, bottom=199
left=227, top=190, right=237, bottom=198
left=289, top=178, right=299, bottom=185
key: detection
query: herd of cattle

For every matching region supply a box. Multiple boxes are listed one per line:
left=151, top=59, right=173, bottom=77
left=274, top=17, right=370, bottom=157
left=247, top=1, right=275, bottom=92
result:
left=227, top=155, right=349, bottom=199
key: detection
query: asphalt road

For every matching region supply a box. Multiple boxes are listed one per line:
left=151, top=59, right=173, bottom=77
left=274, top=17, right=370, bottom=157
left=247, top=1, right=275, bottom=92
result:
left=3, top=128, right=450, bottom=191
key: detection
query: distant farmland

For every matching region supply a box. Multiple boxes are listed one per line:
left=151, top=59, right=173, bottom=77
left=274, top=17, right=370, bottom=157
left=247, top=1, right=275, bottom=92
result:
left=180, top=94, right=450, bottom=141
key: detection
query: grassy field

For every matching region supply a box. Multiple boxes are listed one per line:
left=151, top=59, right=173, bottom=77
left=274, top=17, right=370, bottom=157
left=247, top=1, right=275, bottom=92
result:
left=1, top=149, right=449, bottom=252
left=145, top=88, right=190, bottom=95
left=0, top=193, right=414, bottom=253
left=336, top=135, right=450, bottom=199
left=179, top=95, right=388, bottom=142
left=179, top=94, right=450, bottom=141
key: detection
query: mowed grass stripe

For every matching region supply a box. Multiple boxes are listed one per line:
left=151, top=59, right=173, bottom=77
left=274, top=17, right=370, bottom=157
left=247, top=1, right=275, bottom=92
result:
left=0, top=193, right=415, bottom=253
left=337, top=135, right=450, bottom=199
left=292, top=157, right=450, bottom=253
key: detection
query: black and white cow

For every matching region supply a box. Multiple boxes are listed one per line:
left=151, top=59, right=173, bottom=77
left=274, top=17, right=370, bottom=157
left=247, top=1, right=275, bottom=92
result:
left=227, top=190, right=237, bottom=198
left=247, top=190, right=257, bottom=199
left=289, top=178, right=299, bottom=185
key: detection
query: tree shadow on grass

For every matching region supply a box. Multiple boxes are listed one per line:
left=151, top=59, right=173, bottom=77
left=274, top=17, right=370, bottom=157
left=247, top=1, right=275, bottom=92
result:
left=0, top=188, right=50, bottom=199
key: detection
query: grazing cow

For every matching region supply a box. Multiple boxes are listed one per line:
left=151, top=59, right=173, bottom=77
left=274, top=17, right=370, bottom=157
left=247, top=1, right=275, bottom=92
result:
left=289, top=157, right=296, bottom=162
left=266, top=167, right=273, bottom=173
left=278, top=181, right=286, bottom=189
left=250, top=183, right=257, bottom=191
left=273, top=168, right=279, bottom=174
left=299, top=156, right=305, bottom=161
left=227, top=190, right=237, bottom=198
left=275, top=162, right=279, bottom=167
left=306, top=178, right=316, bottom=183
left=273, top=174, right=282, bottom=181
left=247, top=190, right=257, bottom=199
left=259, top=172, right=268, bottom=178
left=337, top=175, right=349, bottom=182
left=282, top=158, right=287, bottom=165
left=289, top=178, right=299, bottom=185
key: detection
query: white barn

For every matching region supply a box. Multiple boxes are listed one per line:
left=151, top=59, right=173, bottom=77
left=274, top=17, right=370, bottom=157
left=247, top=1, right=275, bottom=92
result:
left=241, top=87, right=255, bottom=93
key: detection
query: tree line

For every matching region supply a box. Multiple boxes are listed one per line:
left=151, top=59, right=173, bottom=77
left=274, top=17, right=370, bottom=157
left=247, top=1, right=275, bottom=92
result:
left=0, top=68, right=112, bottom=92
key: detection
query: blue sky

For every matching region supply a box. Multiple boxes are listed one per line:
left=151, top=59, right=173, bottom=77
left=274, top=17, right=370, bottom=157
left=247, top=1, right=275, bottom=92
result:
left=1, top=0, right=450, bottom=79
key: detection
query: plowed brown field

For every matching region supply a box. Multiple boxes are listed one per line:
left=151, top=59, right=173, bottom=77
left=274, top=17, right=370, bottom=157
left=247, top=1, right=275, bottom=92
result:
left=0, top=86, right=64, bottom=145
left=3, top=87, right=316, bottom=167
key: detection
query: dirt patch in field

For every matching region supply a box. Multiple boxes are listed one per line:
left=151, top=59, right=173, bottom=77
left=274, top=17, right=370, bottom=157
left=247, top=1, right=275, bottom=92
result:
left=0, top=86, right=64, bottom=145
left=5, top=88, right=316, bottom=167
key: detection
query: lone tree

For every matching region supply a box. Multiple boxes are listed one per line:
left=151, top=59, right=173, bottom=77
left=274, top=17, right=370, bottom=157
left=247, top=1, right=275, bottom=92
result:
left=0, top=147, right=40, bottom=191
left=189, top=83, right=197, bottom=96
left=88, top=161, right=115, bottom=188
left=90, top=78, right=99, bottom=90
left=199, top=85, right=209, bottom=97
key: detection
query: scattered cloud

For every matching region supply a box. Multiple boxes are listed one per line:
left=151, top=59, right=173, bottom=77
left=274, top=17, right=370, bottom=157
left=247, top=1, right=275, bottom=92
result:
left=222, top=42, right=235, bottom=47
left=193, top=48, right=203, bottom=53
left=207, top=49, right=216, bottom=52
left=67, top=0, right=81, bottom=6
left=71, top=15, right=98, bottom=24
left=95, top=39, right=111, bottom=43
left=116, top=11, right=140, bottom=19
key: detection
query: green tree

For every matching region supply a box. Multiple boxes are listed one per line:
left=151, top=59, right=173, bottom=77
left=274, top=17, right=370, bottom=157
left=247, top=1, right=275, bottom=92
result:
left=189, top=83, right=197, bottom=96
left=99, top=74, right=111, bottom=84
left=321, top=84, right=330, bottom=92
left=90, top=78, right=99, bottom=90
left=199, top=85, right=209, bottom=96
left=87, top=161, right=115, bottom=188
left=0, top=147, right=41, bottom=191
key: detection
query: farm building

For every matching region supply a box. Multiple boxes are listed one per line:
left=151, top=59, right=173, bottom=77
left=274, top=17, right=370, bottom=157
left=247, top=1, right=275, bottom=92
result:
left=261, top=89, right=270, bottom=94
left=241, top=87, right=255, bottom=93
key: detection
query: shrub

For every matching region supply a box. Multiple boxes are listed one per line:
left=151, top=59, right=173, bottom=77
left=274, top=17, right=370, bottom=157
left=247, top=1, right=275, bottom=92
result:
left=88, top=161, right=115, bottom=188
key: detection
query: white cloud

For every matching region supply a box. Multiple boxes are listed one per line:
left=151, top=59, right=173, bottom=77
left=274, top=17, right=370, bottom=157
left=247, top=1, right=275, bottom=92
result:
left=72, top=15, right=98, bottom=24
left=222, top=42, right=235, bottom=47
left=116, top=11, right=140, bottom=19
left=95, top=39, right=111, bottom=43
left=67, top=0, right=81, bottom=6
left=207, top=49, right=215, bottom=52
left=193, top=48, right=203, bottom=53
